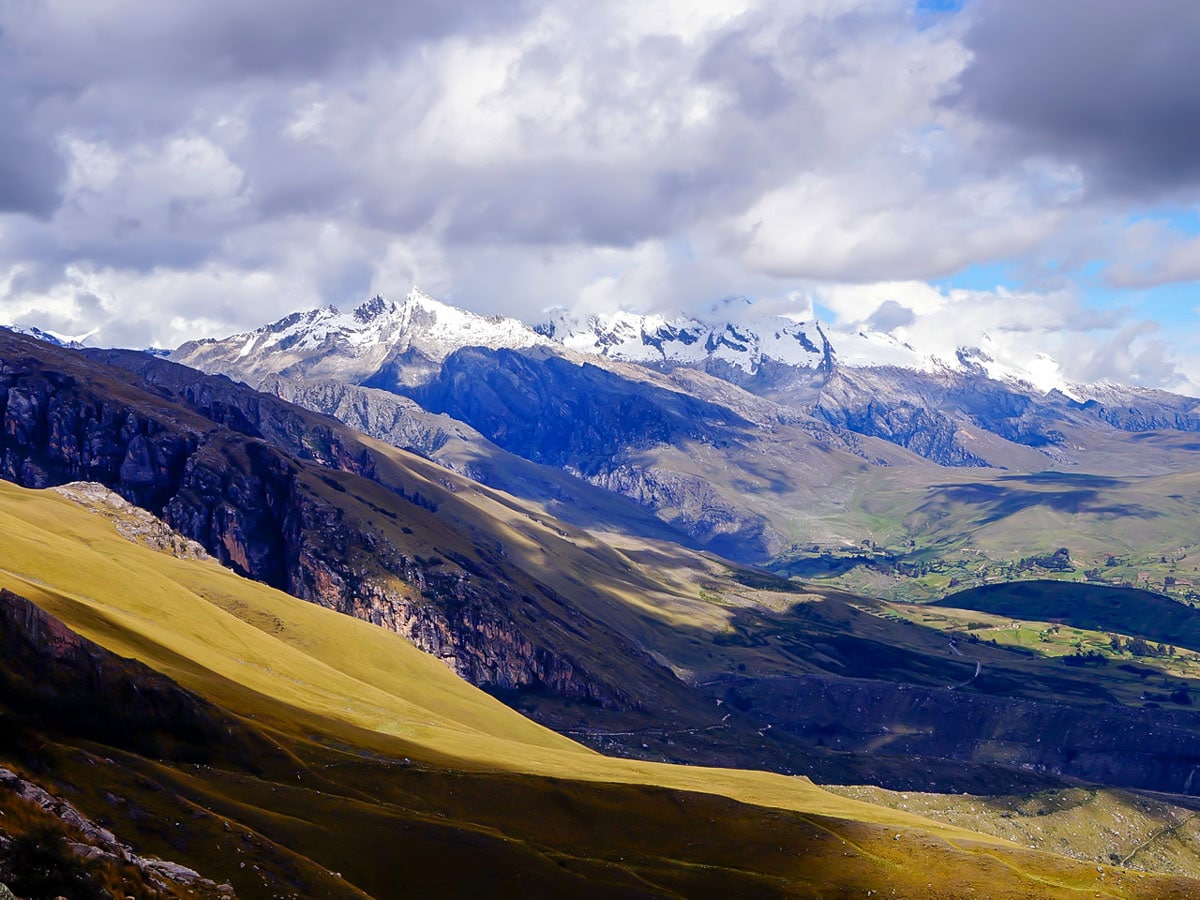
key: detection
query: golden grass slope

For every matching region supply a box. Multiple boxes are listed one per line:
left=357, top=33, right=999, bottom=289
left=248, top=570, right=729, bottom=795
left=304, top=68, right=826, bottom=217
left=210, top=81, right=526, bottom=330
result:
left=828, top=784, right=1200, bottom=879
left=0, top=478, right=918, bottom=821
left=2, top=479, right=1197, bottom=897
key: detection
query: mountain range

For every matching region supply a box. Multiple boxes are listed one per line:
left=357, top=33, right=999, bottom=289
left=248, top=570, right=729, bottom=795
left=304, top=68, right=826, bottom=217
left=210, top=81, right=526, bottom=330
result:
left=173, top=289, right=1200, bottom=565
left=7, top=289, right=1200, bottom=895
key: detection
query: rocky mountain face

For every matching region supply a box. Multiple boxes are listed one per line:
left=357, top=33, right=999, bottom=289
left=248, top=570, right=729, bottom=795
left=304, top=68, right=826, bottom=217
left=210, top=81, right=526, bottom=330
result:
left=172, top=309, right=827, bottom=558
left=540, top=304, right=1200, bottom=465
left=405, top=346, right=807, bottom=556
left=166, top=292, right=1200, bottom=562
left=0, top=331, right=676, bottom=708
left=413, top=347, right=752, bottom=473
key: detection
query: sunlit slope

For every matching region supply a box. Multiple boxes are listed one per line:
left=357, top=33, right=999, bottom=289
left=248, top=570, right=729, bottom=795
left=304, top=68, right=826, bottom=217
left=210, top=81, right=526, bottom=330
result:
left=0, top=479, right=583, bottom=763
left=0, top=480, right=1007, bottom=831
left=8, top=481, right=1200, bottom=896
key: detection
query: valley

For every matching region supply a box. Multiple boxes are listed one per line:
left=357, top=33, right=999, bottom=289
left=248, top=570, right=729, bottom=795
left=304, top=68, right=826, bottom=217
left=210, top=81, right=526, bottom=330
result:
left=7, top=298, right=1200, bottom=895
left=4, top=1, right=1196, bottom=894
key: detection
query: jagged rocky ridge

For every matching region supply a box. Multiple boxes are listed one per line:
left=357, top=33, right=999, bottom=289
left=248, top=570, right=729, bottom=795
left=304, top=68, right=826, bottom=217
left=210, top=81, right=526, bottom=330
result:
left=0, top=763, right=232, bottom=900
left=166, top=293, right=1200, bottom=562
left=0, top=330, right=675, bottom=708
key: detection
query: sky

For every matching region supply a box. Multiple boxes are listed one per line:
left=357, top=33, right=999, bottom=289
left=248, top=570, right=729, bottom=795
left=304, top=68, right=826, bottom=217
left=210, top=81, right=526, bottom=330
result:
left=1, top=0, right=1199, bottom=390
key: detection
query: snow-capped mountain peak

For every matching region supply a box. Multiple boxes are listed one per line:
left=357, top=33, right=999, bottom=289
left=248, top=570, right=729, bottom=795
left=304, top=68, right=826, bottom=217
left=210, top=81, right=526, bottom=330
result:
left=537, top=305, right=1077, bottom=393
left=172, top=286, right=1078, bottom=396
left=538, top=306, right=833, bottom=374
left=228, top=286, right=547, bottom=358
left=536, top=305, right=986, bottom=380
left=3, top=324, right=88, bottom=349
left=174, top=287, right=549, bottom=387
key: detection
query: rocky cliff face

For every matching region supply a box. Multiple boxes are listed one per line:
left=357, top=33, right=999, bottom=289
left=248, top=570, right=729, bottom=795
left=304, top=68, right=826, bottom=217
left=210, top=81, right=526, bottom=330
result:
left=412, top=347, right=753, bottom=471
left=258, top=374, right=458, bottom=460
left=0, top=332, right=646, bottom=708
left=584, top=464, right=780, bottom=559
left=0, top=352, right=196, bottom=504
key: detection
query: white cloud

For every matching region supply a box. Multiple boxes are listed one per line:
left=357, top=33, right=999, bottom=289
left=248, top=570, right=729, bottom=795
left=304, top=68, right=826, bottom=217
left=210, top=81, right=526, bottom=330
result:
left=0, top=0, right=1195, bottom=395
left=804, top=279, right=1194, bottom=391
left=1107, top=219, right=1200, bottom=289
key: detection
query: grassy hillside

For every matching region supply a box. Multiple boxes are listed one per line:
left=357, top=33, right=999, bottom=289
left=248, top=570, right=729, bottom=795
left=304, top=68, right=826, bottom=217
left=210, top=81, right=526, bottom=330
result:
left=770, top=468, right=1200, bottom=604
left=935, top=581, right=1200, bottom=653
left=3, top=481, right=1194, bottom=896
left=829, top=783, right=1200, bottom=878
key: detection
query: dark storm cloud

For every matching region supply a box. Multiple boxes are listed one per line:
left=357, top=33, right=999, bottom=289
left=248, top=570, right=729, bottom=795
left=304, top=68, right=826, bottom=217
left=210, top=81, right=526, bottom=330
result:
left=954, top=0, right=1200, bottom=196
left=0, top=28, right=67, bottom=217
left=165, top=0, right=529, bottom=80
left=0, top=0, right=533, bottom=166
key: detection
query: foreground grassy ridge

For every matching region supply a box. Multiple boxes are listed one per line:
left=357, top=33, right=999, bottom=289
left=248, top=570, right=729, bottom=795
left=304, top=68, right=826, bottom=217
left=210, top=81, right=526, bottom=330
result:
left=0, top=478, right=955, bottom=821
left=3, top=483, right=1198, bottom=895
left=827, top=783, right=1200, bottom=879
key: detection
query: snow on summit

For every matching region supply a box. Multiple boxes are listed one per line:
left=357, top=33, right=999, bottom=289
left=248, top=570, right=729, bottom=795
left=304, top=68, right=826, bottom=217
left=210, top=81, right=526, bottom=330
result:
left=242, top=287, right=545, bottom=358
left=539, top=297, right=1075, bottom=393
left=539, top=300, right=956, bottom=379
left=172, top=287, right=550, bottom=386
left=173, top=286, right=1076, bottom=395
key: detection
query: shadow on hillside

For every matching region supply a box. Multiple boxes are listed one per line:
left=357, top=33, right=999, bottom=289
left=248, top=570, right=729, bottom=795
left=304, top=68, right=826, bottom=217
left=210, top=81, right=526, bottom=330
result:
left=923, top=480, right=1161, bottom=525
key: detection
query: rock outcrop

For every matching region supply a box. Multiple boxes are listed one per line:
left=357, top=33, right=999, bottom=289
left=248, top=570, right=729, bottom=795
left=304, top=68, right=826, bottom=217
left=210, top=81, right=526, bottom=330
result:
left=584, top=464, right=780, bottom=559
left=0, top=332, right=651, bottom=708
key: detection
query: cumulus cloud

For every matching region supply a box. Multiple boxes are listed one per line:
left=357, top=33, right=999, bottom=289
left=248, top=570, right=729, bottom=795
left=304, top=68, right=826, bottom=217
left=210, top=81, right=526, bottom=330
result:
left=0, top=0, right=1194, bottom=390
left=806, top=279, right=1193, bottom=391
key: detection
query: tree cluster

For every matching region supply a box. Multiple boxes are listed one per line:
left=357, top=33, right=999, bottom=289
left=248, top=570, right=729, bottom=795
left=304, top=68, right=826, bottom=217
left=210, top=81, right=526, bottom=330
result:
left=1062, top=650, right=1107, bottom=667
left=1109, top=635, right=1175, bottom=658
